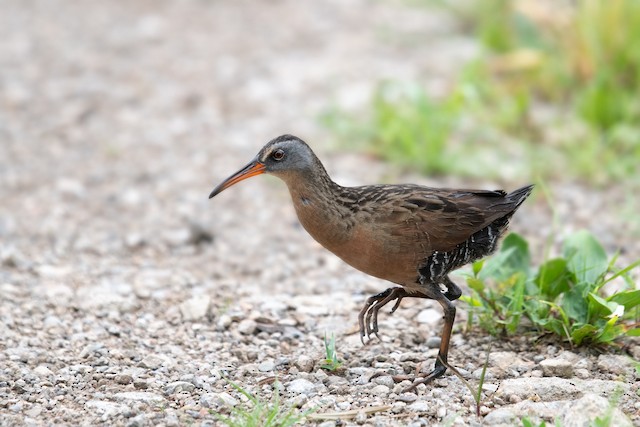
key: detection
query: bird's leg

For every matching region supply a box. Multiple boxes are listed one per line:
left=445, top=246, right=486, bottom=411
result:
left=365, top=287, right=410, bottom=339
left=358, top=288, right=393, bottom=344
left=442, top=276, right=462, bottom=301
left=403, top=281, right=456, bottom=392
left=359, top=277, right=459, bottom=344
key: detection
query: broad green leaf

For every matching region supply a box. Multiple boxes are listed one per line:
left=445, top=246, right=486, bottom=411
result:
left=500, top=233, right=530, bottom=275
left=479, top=233, right=530, bottom=281
left=570, top=323, right=597, bottom=345
left=506, top=274, right=525, bottom=334
left=478, top=247, right=516, bottom=280
left=460, top=295, right=482, bottom=307
left=535, top=258, right=570, bottom=299
left=523, top=300, right=548, bottom=324
left=626, top=328, right=640, bottom=337
left=608, top=289, right=640, bottom=310
left=534, top=300, right=571, bottom=333
left=562, top=230, right=608, bottom=285
left=587, top=292, right=618, bottom=319
left=472, top=259, right=484, bottom=277
left=562, top=285, right=589, bottom=323
left=467, top=277, right=486, bottom=293
left=594, top=316, right=625, bottom=344
left=538, top=317, right=568, bottom=339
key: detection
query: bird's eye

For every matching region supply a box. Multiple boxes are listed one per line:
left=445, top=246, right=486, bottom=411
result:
left=272, top=149, right=285, bottom=161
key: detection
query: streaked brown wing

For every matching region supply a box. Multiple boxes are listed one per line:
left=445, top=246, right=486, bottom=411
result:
left=367, top=186, right=510, bottom=255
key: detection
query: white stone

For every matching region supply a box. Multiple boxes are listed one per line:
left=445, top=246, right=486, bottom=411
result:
left=139, top=354, right=172, bottom=370
left=33, top=365, right=54, bottom=377
left=497, top=377, right=581, bottom=401
left=562, top=394, right=633, bottom=427
left=237, top=319, right=257, bottom=335
left=575, top=368, right=590, bottom=379
left=407, top=400, right=431, bottom=412
left=179, top=295, right=211, bottom=321
left=258, top=360, right=275, bottom=372
left=287, top=378, right=316, bottom=394
left=596, top=355, right=634, bottom=375
left=368, top=384, right=390, bottom=395
left=295, top=355, right=314, bottom=373
left=540, top=358, right=574, bottom=378
left=85, top=400, right=124, bottom=416
left=372, top=375, right=395, bottom=388
left=165, top=381, right=195, bottom=394
left=114, top=392, right=164, bottom=405
left=416, top=308, right=441, bottom=325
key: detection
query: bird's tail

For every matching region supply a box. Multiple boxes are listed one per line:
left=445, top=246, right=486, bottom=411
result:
left=507, top=184, right=534, bottom=210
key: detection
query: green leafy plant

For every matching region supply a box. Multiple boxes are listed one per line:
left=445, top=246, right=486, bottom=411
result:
left=213, top=380, right=313, bottom=427
left=322, top=79, right=528, bottom=181
left=320, top=333, right=343, bottom=371
left=456, top=0, right=640, bottom=184
left=324, top=1, right=640, bottom=187
left=462, top=231, right=640, bottom=346
left=366, top=83, right=463, bottom=176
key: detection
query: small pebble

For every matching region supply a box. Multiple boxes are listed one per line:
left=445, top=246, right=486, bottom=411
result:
left=509, top=394, right=521, bottom=403
left=391, top=401, right=406, bottom=413
left=133, top=381, right=148, bottom=389
left=237, top=319, right=258, bottom=335
left=540, top=358, right=573, bottom=378
left=164, top=381, right=195, bottom=394
left=294, top=355, right=314, bottom=373
left=258, top=360, right=275, bottom=372
left=396, top=393, right=418, bottom=403
left=575, top=368, right=590, bottom=379
left=213, top=392, right=238, bottom=407
left=115, top=374, right=133, bottom=385
left=355, top=410, right=367, bottom=423
left=33, top=366, right=54, bottom=377
left=407, top=400, right=430, bottom=412
left=425, top=336, right=441, bottom=348
left=369, top=384, right=390, bottom=395
left=372, top=375, right=395, bottom=388
left=216, top=314, right=232, bottom=330
left=139, top=355, right=166, bottom=370
left=287, top=378, right=316, bottom=394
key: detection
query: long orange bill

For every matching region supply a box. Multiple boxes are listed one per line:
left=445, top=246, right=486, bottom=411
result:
left=209, top=159, right=266, bottom=198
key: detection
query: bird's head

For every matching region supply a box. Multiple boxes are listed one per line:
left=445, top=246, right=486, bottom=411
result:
left=209, top=134, right=318, bottom=198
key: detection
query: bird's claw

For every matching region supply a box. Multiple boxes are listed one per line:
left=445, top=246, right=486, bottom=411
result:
left=357, top=287, right=407, bottom=344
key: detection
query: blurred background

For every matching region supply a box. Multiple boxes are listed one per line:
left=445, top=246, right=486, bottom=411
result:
left=1, top=0, right=638, bottom=265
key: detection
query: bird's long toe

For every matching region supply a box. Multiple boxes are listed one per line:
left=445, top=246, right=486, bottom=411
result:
left=402, top=363, right=447, bottom=393
left=359, top=287, right=407, bottom=343
left=358, top=303, right=369, bottom=344
left=364, top=303, right=379, bottom=340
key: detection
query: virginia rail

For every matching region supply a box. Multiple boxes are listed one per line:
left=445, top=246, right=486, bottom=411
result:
left=210, top=135, right=533, bottom=391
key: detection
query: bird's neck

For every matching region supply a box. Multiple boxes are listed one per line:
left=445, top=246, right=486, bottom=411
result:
left=281, top=167, right=355, bottom=245
left=285, top=167, right=342, bottom=211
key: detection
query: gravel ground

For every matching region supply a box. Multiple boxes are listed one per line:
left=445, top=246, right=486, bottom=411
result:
left=1, top=1, right=638, bottom=426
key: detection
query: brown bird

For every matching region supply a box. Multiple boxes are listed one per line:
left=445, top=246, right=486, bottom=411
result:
left=209, top=135, right=533, bottom=390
